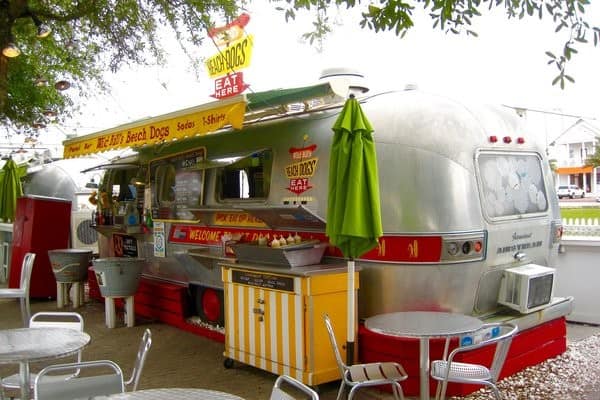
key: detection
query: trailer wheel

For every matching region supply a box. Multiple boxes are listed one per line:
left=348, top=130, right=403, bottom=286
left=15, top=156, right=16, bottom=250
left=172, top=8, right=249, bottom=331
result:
left=195, top=286, right=225, bottom=327
left=223, top=358, right=234, bottom=369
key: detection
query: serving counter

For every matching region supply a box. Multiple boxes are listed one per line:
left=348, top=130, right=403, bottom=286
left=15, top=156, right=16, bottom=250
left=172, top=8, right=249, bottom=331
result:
left=220, top=261, right=357, bottom=387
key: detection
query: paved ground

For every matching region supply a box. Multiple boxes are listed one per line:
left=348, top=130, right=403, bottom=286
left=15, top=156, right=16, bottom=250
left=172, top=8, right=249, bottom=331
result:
left=0, top=296, right=599, bottom=400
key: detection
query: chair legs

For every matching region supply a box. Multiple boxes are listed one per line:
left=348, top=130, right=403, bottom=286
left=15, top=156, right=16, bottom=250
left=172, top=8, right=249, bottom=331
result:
left=335, top=381, right=345, bottom=400
left=19, top=297, right=30, bottom=327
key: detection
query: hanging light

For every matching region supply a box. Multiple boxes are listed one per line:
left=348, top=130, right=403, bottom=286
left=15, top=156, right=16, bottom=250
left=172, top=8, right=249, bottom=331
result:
left=54, top=80, right=71, bottom=91
left=34, top=76, right=48, bottom=86
left=85, top=177, right=99, bottom=189
left=2, top=39, right=20, bottom=58
left=32, top=121, right=46, bottom=129
left=42, top=109, right=57, bottom=118
left=33, top=17, right=51, bottom=38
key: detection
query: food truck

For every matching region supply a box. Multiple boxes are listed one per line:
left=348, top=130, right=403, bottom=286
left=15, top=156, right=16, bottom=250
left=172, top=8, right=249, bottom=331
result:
left=63, top=74, right=571, bottom=393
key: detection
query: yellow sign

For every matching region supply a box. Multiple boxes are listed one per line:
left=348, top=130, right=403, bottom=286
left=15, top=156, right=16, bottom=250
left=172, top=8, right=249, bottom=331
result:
left=63, top=99, right=246, bottom=158
left=205, top=35, right=254, bottom=78
left=213, top=212, right=266, bottom=228
left=284, top=157, right=318, bottom=179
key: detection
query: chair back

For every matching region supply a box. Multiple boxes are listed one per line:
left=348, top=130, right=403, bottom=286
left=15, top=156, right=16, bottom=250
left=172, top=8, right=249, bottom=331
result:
left=34, top=360, right=124, bottom=400
left=30, top=311, right=84, bottom=331
left=486, top=323, right=518, bottom=381
left=452, top=322, right=518, bottom=381
left=323, top=314, right=347, bottom=376
left=20, top=252, right=36, bottom=293
left=270, top=375, right=319, bottom=400
left=125, top=328, right=152, bottom=391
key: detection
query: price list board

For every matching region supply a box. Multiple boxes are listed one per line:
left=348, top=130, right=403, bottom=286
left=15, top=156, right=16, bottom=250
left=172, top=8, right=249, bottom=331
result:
left=149, top=148, right=206, bottom=221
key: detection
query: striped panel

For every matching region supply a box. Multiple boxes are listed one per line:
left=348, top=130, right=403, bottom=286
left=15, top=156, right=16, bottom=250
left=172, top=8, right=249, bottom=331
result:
left=224, top=273, right=305, bottom=382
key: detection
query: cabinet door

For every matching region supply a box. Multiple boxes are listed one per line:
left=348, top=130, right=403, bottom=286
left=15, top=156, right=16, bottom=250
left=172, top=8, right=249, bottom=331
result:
left=225, top=280, right=306, bottom=376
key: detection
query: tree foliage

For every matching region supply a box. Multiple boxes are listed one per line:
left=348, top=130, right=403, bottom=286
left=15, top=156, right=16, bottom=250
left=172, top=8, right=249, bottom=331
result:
left=0, top=0, right=241, bottom=133
left=1, top=0, right=598, bottom=135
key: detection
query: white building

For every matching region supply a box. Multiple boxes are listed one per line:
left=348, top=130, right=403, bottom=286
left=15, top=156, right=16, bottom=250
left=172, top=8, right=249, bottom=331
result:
left=547, top=118, right=600, bottom=195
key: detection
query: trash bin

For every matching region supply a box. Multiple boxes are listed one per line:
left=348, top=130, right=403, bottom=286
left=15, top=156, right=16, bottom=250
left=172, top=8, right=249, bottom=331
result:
left=48, top=249, right=92, bottom=283
left=92, top=258, right=145, bottom=297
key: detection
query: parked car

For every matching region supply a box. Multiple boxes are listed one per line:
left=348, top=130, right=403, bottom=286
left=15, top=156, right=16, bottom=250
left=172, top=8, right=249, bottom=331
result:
left=557, top=185, right=585, bottom=199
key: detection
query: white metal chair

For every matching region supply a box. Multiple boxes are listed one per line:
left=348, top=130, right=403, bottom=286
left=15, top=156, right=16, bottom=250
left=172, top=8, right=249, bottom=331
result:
left=124, top=328, right=152, bottom=391
left=323, top=314, right=408, bottom=400
left=1, top=312, right=85, bottom=398
left=33, top=360, right=124, bottom=400
left=430, top=322, right=518, bottom=400
left=0, top=252, right=35, bottom=326
left=270, top=375, right=319, bottom=400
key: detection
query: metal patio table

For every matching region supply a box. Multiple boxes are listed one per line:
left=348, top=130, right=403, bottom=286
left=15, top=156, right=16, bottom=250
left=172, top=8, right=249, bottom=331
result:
left=364, top=311, right=483, bottom=400
left=0, top=327, right=91, bottom=400
left=92, top=388, right=245, bottom=400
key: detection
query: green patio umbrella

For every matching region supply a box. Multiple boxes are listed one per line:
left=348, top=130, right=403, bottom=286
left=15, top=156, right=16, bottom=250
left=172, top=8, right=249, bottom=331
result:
left=326, top=94, right=383, bottom=364
left=0, top=158, right=24, bottom=223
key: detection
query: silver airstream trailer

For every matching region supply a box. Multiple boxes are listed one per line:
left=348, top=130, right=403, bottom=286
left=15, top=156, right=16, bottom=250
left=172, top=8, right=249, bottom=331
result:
left=64, top=76, right=570, bottom=386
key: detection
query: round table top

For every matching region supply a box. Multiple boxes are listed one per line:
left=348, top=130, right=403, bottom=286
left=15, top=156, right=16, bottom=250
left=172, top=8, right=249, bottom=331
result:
left=0, top=327, right=90, bottom=364
left=364, top=311, right=483, bottom=338
left=92, top=388, right=245, bottom=400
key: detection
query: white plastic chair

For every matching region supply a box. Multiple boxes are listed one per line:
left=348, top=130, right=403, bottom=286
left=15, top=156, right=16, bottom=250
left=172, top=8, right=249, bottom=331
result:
left=0, top=252, right=35, bottom=326
left=270, top=375, right=319, bottom=400
left=323, top=314, right=408, bottom=400
left=0, top=312, right=84, bottom=397
left=124, top=328, right=152, bottom=391
left=430, top=322, right=518, bottom=400
left=33, top=360, right=124, bottom=400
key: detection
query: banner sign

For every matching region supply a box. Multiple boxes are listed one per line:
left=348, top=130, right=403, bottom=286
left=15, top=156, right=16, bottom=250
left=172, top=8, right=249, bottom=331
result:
left=212, top=72, right=249, bottom=99
left=63, top=99, right=246, bottom=158
left=206, top=13, right=253, bottom=99
left=205, top=35, right=254, bottom=79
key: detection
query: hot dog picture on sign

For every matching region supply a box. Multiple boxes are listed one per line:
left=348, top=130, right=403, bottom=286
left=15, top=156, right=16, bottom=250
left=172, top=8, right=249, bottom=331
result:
left=285, top=136, right=318, bottom=195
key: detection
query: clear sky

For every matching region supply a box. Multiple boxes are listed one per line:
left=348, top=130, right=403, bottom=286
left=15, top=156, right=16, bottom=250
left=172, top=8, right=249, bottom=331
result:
left=16, top=1, right=600, bottom=156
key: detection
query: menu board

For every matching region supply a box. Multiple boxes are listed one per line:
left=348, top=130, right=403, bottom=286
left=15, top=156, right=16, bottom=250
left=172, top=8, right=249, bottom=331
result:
left=149, top=148, right=206, bottom=221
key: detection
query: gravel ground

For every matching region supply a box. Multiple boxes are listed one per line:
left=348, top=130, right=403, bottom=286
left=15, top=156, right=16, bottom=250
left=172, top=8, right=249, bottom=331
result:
left=449, top=334, right=600, bottom=400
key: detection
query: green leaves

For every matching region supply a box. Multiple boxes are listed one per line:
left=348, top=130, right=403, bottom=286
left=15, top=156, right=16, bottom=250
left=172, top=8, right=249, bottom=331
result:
left=1, top=0, right=241, bottom=130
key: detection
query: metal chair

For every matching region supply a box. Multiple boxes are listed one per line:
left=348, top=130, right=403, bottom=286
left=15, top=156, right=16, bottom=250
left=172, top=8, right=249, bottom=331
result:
left=270, top=375, right=319, bottom=400
left=124, top=328, right=152, bottom=391
left=1, top=312, right=84, bottom=398
left=430, top=322, right=518, bottom=400
left=323, top=314, right=408, bottom=400
left=0, top=252, right=35, bottom=326
left=33, top=360, right=124, bottom=400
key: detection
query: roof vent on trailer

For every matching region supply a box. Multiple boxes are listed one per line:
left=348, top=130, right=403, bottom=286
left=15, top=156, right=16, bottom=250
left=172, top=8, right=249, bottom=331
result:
left=319, top=67, right=369, bottom=97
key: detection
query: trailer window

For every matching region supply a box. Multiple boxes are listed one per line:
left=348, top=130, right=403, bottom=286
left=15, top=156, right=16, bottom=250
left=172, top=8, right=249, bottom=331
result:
left=149, top=148, right=206, bottom=220
left=218, top=149, right=272, bottom=201
left=478, top=153, right=548, bottom=219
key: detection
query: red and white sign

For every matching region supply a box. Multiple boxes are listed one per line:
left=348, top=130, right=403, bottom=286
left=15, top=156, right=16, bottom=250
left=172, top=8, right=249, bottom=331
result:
left=211, top=72, right=249, bottom=99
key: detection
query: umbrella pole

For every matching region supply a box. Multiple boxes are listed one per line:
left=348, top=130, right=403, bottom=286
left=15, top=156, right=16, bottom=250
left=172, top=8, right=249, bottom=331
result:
left=346, top=258, right=355, bottom=365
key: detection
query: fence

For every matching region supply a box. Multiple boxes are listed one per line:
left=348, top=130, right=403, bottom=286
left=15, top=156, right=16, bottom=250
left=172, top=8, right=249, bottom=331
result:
left=562, top=218, right=600, bottom=237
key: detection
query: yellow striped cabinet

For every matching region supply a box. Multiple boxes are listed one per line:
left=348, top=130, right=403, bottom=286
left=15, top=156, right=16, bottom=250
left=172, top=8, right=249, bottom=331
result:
left=221, top=263, right=358, bottom=386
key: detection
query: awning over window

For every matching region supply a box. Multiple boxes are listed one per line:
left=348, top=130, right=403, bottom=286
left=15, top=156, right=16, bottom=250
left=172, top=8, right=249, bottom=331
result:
left=556, top=166, right=594, bottom=174
left=62, top=96, right=247, bottom=159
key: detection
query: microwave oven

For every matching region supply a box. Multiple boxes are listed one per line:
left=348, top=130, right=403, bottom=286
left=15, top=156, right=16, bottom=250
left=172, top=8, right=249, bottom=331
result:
left=498, top=264, right=555, bottom=314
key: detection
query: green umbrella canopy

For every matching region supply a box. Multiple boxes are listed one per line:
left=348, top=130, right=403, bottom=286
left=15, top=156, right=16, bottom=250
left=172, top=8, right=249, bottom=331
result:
left=0, top=158, right=25, bottom=223
left=326, top=96, right=383, bottom=258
